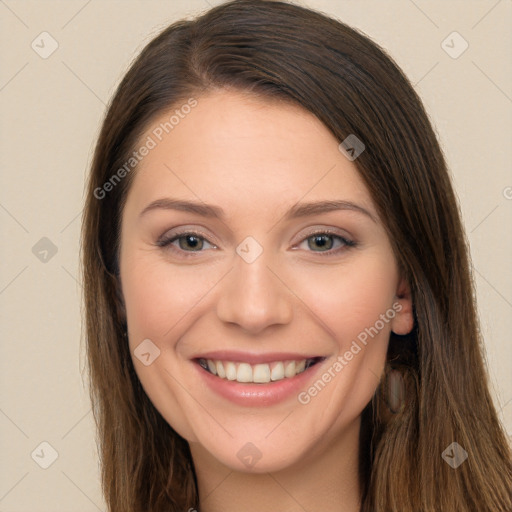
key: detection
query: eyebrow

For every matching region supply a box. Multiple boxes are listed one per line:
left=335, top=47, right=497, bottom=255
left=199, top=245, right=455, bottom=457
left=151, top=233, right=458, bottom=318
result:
left=139, top=198, right=377, bottom=223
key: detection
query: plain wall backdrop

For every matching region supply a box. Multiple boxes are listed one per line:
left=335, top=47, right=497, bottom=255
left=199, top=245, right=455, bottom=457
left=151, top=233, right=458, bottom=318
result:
left=0, top=0, right=511, bottom=510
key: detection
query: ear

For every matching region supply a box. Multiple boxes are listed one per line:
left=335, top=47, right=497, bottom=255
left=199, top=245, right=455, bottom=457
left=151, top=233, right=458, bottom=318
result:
left=390, top=275, right=414, bottom=335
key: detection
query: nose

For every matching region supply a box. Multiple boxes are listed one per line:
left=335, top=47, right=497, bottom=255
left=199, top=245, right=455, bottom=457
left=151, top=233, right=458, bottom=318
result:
left=215, top=249, right=293, bottom=335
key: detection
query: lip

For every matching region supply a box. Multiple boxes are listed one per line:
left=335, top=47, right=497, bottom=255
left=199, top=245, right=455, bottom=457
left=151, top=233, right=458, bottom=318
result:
left=192, top=354, right=327, bottom=407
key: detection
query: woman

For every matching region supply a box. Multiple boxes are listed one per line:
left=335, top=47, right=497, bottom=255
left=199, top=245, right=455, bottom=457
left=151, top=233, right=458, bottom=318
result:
left=81, top=1, right=512, bottom=510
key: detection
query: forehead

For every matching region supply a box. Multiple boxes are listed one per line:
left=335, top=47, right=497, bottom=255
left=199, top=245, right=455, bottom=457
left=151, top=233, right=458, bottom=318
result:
left=125, top=89, right=374, bottom=219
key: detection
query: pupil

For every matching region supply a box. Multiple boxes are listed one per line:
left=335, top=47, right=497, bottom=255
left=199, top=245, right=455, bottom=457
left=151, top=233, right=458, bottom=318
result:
left=181, top=235, right=201, bottom=250
left=310, top=235, right=332, bottom=251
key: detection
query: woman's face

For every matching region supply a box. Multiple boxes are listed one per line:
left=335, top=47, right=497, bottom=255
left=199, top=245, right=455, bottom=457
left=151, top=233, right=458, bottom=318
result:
left=119, top=89, right=413, bottom=472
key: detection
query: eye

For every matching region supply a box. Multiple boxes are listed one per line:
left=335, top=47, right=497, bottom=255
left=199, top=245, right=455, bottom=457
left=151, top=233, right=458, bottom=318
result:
left=295, top=230, right=356, bottom=256
left=157, top=231, right=216, bottom=257
left=156, top=228, right=356, bottom=258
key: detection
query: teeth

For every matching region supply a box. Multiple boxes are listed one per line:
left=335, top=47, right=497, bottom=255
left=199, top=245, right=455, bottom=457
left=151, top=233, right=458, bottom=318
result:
left=284, top=361, right=296, bottom=378
left=237, top=363, right=253, bottom=382
left=207, top=359, right=217, bottom=375
left=198, top=357, right=316, bottom=383
left=215, top=360, right=226, bottom=378
left=253, top=364, right=271, bottom=383
left=225, top=361, right=237, bottom=381
left=270, top=362, right=284, bottom=381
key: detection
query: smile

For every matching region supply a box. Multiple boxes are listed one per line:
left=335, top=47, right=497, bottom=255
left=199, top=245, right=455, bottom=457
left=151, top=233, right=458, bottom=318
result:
left=196, top=357, right=324, bottom=384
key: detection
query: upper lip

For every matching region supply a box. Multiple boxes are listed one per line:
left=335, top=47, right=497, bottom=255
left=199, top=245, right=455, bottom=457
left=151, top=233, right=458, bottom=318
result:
left=193, top=350, right=324, bottom=365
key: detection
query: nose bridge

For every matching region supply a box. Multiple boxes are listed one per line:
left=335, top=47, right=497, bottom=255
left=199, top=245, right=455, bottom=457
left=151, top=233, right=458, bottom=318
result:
left=216, top=242, right=293, bottom=333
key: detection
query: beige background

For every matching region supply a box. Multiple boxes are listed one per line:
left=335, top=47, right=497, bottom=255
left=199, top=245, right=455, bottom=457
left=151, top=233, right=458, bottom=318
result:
left=0, top=0, right=511, bottom=510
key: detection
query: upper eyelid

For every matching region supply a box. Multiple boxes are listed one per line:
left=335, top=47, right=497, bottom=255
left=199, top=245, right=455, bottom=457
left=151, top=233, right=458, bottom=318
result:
left=158, top=228, right=218, bottom=246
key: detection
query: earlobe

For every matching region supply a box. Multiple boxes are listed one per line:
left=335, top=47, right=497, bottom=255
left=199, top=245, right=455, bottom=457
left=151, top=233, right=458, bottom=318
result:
left=391, top=276, right=414, bottom=335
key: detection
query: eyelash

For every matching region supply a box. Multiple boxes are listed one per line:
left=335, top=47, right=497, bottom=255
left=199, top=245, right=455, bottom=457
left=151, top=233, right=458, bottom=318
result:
left=156, top=229, right=356, bottom=258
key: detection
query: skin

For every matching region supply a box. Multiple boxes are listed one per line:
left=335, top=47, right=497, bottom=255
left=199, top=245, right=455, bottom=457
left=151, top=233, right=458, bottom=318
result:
left=119, top=88, right=414, bottom=512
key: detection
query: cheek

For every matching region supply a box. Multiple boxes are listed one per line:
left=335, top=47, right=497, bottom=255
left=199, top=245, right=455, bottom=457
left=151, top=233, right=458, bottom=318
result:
left=292, top=253, right=398, bottom=346
left=290, top=254, right=397, bottom=418
left=121, top=252, right=218, bottom=341
left=120, top=252, right=218, bottom=442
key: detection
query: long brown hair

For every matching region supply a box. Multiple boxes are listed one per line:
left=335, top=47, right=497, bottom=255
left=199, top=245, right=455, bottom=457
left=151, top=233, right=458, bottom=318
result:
left=81, top=1, right=512, bottom=510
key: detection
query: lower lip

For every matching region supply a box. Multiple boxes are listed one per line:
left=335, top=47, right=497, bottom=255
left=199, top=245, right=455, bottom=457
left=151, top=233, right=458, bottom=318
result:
left=193, top=360, right=325, bottom=407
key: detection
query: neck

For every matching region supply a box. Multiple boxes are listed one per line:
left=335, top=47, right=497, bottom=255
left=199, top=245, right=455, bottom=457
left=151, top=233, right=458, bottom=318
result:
left=190, top=416, right=363, bottom=512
